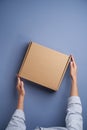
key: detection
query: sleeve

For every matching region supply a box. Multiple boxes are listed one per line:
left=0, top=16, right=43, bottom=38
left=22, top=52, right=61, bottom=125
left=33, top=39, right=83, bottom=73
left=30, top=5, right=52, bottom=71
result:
left=34, top=127, right=41, bottom=130
left=5, top=109, right=26, bottom=130
left=65, top=96, right=83, bottom=130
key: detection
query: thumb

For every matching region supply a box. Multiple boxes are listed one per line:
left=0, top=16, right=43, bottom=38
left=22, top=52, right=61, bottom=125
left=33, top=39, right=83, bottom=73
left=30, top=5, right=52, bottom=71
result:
left=21, top=81, right=24, bottom=87
left=21, top=81, right=24, bottom=91
left=70, top=61, right=73, bottom=67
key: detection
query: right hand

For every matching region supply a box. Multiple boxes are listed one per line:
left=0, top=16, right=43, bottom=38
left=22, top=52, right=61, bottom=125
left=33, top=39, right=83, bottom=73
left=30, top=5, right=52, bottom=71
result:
left=70, top=55, right=77, bottom=81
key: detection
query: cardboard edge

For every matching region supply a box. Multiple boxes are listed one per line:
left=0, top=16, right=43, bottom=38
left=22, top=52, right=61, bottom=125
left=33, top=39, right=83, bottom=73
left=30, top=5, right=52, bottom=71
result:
left=55, top=55, right=71, bottom=91
left=18, top=41, right=32, bottom=77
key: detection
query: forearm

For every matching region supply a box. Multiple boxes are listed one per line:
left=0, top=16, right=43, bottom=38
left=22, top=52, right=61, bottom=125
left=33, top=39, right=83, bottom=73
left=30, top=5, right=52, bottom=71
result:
left=5, top=109, right=26, bottom=130
left=66, top=96, right=83, bottom=130
left=70, top=78, right=78, bottom=96
left=17, top=96, right=24, bottom=110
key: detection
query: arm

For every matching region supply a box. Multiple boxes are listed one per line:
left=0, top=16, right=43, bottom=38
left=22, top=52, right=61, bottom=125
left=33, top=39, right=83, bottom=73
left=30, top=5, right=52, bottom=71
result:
left=65, top=56, right=83, bottom=130
left=5, top=77, right=26, bottom=130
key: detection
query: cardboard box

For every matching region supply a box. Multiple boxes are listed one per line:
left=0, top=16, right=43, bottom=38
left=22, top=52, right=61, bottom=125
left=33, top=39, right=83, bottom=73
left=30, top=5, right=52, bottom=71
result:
left=18, top=41, right=71, bottom=91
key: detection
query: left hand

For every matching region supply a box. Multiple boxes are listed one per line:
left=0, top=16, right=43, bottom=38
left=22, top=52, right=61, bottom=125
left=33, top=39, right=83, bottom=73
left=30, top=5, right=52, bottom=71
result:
left=16, top=77, right=25, bottom=97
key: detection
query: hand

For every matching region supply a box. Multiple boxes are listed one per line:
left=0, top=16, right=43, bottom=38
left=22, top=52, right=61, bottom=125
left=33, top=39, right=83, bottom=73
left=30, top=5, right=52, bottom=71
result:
left=70, top=55, right=77, bottom=81
left=70, top=56, right=78, bottom=96
left=16, top=77, right=25, bottom=97
left=16, top=77, right=25, bottom=110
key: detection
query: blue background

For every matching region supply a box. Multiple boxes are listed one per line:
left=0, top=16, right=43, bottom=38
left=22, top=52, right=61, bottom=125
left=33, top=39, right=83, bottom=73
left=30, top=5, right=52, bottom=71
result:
left=0, top=0, right=87, bottom=130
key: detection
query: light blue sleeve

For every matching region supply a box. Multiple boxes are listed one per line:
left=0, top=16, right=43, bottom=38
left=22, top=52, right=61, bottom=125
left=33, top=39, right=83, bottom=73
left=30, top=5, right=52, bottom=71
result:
left=5, top=109, right=26, bottom=130
left=34, top=96, right=83, bottom=130
left=65, top=96, right=83, bottom=130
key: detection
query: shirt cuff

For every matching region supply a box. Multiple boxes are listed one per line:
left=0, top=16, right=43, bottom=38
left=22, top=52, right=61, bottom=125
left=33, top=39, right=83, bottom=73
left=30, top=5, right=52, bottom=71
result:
left=13, top=109, right=25, bottom=121
left=68, top=96, right=81, bottom=105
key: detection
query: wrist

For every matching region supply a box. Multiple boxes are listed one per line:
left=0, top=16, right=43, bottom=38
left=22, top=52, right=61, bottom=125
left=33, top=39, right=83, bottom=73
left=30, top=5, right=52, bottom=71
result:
left=18, top=95, right=25, bottom=100
left=17, top=95, right=24, bottom=110
left=18, top=96, right=24, bottom=104
left=71, top=78, right=77, bottom=86
left=71, top=76, right=77, bottom=83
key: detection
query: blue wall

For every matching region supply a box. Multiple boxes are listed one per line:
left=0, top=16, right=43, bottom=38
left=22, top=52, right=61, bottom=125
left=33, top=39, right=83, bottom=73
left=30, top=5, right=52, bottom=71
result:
left=0, top=0, right=87, bottom=130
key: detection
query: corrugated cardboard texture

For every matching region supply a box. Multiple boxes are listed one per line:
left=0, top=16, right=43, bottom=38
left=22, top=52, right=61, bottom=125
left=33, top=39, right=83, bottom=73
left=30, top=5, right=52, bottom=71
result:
left=18, top=42, right=71, bottom=91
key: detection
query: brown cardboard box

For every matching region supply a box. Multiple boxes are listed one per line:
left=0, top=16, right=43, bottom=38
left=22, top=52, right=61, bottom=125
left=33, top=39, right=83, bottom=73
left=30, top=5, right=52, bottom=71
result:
left=18, top=41, right=71, bottom=91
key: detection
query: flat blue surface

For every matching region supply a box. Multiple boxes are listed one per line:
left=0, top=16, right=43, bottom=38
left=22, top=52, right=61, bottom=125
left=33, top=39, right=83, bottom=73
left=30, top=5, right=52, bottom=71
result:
left=0, top=0, right=87, bottom=130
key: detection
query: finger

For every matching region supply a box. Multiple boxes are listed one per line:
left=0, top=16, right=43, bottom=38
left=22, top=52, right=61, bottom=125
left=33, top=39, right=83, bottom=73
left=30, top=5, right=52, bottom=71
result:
left=71, top=55, right=76, bottom=66
left=21, top=84, right=24, bottom=91
left=21, top=81, right=25, bottom=92
left=17, top=77, right=21, bottom=88
left=71, top=55, right=75, bottom=62
left=18, top=77, right=21, bottom=84
left=21, top=81, right=24, bottom=87
left=16, top=74, right=20, bottom=78
left=70, top=61, right=74, bottom=68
